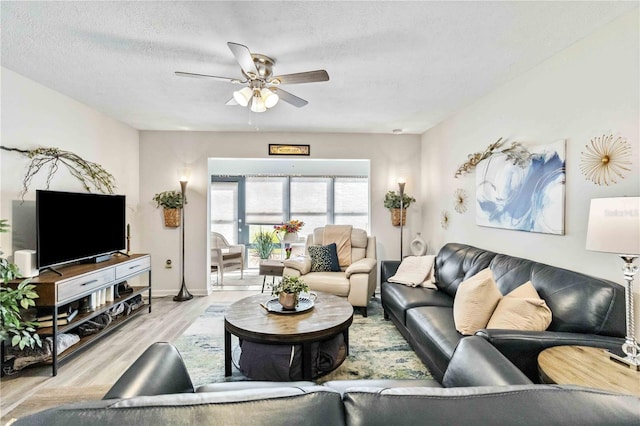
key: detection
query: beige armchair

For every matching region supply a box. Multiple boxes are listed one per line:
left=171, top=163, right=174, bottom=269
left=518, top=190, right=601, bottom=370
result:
left=283, top=226, right=377, bottom=316
left=211, top=232, right=245, bottom=285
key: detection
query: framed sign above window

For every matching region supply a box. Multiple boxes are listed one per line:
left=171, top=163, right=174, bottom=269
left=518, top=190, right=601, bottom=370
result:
left=268, top=144, right=310, bottom=156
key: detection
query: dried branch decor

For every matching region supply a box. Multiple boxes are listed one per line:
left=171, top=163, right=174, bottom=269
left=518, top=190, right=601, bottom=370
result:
left=454, top=137, right=530, bottom=178
left=579, top=134, right=632, bottom=186
left=0, top=146, right=116, bottom=199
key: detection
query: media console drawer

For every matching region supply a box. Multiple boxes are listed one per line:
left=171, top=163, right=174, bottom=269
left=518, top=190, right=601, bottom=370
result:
left=57, top=268, right=116, bottom=303
left=116, top=256, right=151, bottom=280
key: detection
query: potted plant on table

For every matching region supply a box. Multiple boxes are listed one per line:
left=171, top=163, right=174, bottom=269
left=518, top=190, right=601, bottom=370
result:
left=252, top=229, right=276, bottom=260
left=152, top=190, right=185, bottom=228
left=383, top=191, right=416, bottom=226
left=271, top=276, right=309, bottom=310
left=0, top=219, right=41, bottom=352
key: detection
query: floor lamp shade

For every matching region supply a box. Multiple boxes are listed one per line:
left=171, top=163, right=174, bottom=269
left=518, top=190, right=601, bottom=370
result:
left=586, top=197, right=640, bottom=255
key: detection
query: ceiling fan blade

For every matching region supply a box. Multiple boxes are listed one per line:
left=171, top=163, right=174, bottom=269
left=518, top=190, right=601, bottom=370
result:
left=273, top=88, right=308, bottom=108
left=227, top=42, right=259, bottom=78
left=270, top=70, right=329, bottom=85
left=175, top=71, right=240, bottom=83
left=225, top=97, right=238, bottom=106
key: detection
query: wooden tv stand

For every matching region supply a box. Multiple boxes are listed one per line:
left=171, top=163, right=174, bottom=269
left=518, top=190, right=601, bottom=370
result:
left=2, top=253, right=151, bottom=377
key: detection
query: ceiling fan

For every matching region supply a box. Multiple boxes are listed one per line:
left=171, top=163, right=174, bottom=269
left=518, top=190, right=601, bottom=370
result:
left=175, top=42, right=329, bottom=112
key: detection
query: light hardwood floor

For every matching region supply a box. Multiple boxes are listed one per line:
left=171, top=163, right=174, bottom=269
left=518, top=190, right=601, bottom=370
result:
left=0, top=285, right=260, bottom=423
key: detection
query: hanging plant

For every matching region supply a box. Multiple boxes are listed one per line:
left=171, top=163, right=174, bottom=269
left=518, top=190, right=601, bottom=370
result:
left=0, top=146, right=116, bottom=200
left=579, top=134, right=631, bottom=186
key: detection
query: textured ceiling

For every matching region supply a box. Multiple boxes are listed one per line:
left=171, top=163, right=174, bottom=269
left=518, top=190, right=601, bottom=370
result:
left=1, top=1, right=637, bottom=134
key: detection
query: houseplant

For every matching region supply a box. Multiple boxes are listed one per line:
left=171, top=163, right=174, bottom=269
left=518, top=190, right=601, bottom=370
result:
left=383, top=191, right=416, bottom=226
left=152, top=190, right=185, bottom=228
left=0, top=219, right=41, bottom=350
left=271, top=275, right=309, bottom=310
left=252, top=229, right=276, bottom=260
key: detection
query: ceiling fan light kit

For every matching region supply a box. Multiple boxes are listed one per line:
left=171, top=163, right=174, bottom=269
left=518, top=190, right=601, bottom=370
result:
left=176, top=42, right=329, bottom=113
left=233, top=87, right=253, bottom=107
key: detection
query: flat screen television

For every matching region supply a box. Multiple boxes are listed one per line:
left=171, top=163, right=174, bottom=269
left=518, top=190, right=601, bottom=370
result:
left=36, top=190, right=126, bottom=269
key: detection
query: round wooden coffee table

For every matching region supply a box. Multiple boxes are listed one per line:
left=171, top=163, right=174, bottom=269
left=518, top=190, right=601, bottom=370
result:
left=538, top=345, right=640, bottom=396
left=224, top=291, right=353, bottom=380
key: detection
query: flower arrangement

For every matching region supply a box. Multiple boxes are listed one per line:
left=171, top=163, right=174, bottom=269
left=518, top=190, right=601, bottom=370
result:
left=285, top=247, right=292, bottom=259
left=274, top=219, right=305, bottom=234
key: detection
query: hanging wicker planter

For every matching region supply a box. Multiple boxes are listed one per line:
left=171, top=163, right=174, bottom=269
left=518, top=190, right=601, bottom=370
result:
left=163, top=208, right=181, bottom=228
left=390, top=208, right=407, bottom=226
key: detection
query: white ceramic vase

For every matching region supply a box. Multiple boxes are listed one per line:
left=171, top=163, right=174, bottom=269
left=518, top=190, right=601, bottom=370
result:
left=410, top=232, right=427, bottom=256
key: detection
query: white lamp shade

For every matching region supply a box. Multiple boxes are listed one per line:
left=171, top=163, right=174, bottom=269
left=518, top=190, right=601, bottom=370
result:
left=261, top=88, right=279, bottom=108
left=233, top=87, right=252, bottom=107
left=586, top=197, right=640, bottom=255
left=250, top=94, right=266, bottom=113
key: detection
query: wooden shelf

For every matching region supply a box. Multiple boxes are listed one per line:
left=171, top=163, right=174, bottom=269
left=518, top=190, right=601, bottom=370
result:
left=1, top=254, right=152, bottom=377
left=36, top=286, right=149, bottom=335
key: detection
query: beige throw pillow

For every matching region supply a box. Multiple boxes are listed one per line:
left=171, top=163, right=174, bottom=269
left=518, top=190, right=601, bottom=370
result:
left=453, top=268, right=502, bottom=335
left=487, top=281, right=552, bottom=331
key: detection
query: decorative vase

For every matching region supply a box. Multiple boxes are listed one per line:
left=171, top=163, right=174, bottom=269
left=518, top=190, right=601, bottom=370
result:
left=283, top=232, right=298, bottom=242
left=163, top=208, right=180, bottom=228
left=390, top=208, right=406, bottom=226
left=410, top=232, right=427, bottom=256
left=279, top=292, right=298, bottom=310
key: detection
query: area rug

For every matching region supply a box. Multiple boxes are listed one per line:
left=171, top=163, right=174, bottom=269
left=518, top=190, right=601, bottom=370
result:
left=172, top=297, right=432, bottom=386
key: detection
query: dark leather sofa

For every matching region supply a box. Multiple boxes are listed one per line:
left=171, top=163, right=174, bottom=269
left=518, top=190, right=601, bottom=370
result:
left=13, top=340, right=639, bottom=425
left=381, top=242, right=627, bottom=382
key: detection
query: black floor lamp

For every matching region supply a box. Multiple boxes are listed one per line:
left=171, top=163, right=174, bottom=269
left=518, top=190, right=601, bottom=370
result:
left=174, top=168, right=193, bottom=302
left=398, top=178, right=406, bottom=260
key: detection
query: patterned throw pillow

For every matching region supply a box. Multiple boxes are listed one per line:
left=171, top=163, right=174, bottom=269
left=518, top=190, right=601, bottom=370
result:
left=308, top=243, right=341, bottom=272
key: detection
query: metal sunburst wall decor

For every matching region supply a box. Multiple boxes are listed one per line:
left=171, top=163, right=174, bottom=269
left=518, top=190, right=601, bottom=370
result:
left=580, top=134, right=632, bottom=186
left=454, top=188, right=468, bottom=214
left=441, top=210, right=450, bottom=229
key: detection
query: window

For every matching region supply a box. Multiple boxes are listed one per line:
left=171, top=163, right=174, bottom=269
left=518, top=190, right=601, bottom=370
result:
left=212, top=174, right=369, bottom=266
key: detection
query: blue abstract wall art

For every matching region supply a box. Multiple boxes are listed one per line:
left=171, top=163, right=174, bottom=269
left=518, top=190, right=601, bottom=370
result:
left=476, top=140, right=566, bottom=235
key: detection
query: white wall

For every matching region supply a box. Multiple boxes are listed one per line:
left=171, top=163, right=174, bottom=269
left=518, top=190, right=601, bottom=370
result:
left=139, top=131, right=421, bottom=296
left=421, top=10, right=640, bottom=332
left=0, top=68, right=140, bottom=258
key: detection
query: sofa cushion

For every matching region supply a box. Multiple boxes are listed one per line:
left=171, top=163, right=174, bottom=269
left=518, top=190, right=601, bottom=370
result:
left=15, top=387, right=345, bottom=426
left=309, top=243, right=341, bottom=272
left=342, top=385, right=640, bottom=426
left=453, top=268, right=502, bottom=335
left=489, top=254, right=624, bottom=336
left=381, top=282, right=453, bottom=325
left=405, top=306, right=461, bottom=382
left=434, top=243, right=498, bottom=298
left=487, top=281, right=552, bottom=331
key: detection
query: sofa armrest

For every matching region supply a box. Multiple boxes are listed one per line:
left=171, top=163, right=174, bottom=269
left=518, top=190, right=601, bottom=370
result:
left=284, top=256, right=311, bottom=275
left=345, top=258, right=377, bottom=278
left=475, top=329, right=624, bottom=383
left=442, top=336, right=532, bottom=387
left=103, top=342, right=195, bottom=399
left=380, top=260, right=401, bottom=283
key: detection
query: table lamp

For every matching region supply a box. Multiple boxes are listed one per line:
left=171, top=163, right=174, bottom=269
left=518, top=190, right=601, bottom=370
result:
left=586, top=196, right=640, bottom=369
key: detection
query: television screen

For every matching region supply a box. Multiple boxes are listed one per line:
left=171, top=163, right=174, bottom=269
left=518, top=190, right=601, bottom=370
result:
left=36, top=190, right=126, bottom=269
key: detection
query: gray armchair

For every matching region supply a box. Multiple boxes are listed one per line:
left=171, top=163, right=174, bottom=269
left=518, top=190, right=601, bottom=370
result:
left=283, top=226, right=377, bottom=316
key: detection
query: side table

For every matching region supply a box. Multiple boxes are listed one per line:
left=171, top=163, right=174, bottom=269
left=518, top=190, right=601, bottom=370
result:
left=538, top=345, right=640, bottom=396
left=258, top=260, right=284, bottom=293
